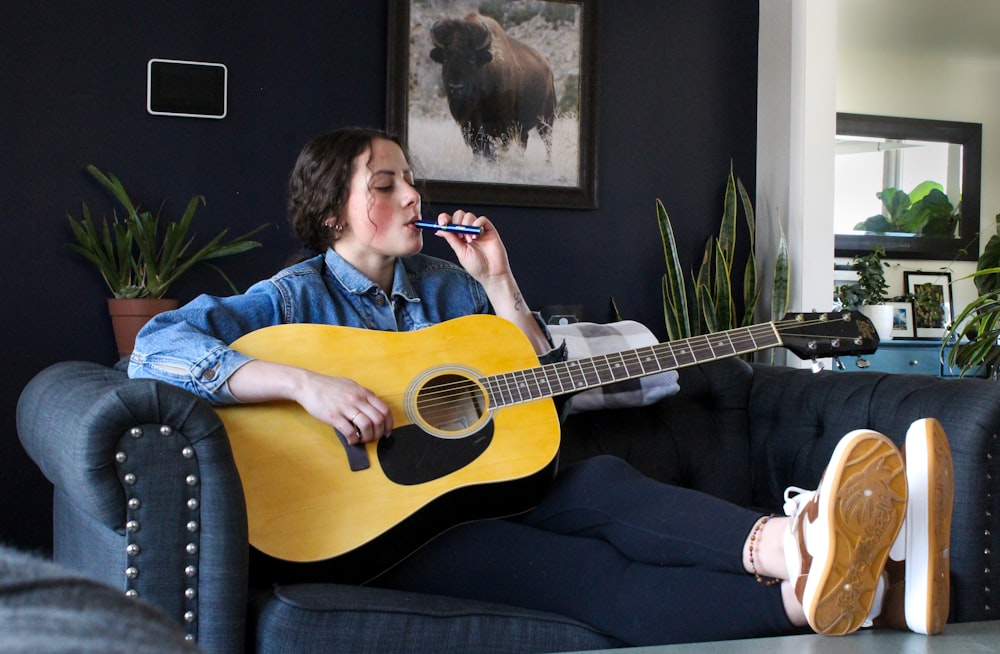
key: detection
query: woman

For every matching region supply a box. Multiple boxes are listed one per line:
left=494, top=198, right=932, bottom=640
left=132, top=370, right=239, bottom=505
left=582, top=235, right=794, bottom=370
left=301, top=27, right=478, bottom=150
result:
left=130, top=128, right=949, bottom=644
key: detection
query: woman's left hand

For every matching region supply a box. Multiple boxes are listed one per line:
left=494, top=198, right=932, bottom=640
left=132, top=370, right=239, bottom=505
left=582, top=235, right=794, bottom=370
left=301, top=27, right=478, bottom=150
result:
left=432, top=210, right=512, bottom=285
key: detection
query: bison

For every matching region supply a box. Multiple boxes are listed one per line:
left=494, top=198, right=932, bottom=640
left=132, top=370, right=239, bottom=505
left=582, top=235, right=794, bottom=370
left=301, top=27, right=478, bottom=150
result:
left=429, top=13, right=556, bottom=162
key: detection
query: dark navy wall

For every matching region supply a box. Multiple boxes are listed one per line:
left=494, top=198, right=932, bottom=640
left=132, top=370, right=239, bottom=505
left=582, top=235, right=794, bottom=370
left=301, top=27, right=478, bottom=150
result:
left=0, top=1, right=758, bottom=551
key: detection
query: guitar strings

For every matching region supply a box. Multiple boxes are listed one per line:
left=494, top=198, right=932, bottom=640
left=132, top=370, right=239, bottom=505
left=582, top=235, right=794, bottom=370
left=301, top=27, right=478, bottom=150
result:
left=404, top=315, right=862, bottom=414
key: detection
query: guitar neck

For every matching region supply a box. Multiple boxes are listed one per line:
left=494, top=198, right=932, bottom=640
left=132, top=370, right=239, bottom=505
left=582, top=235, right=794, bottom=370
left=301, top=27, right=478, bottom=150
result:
left=482, top=322, right=782, bottom=408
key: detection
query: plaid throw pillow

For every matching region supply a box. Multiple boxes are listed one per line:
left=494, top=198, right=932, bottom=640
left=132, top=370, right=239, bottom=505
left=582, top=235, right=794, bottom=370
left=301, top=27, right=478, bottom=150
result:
left=547, top=321, right=679, bottom=415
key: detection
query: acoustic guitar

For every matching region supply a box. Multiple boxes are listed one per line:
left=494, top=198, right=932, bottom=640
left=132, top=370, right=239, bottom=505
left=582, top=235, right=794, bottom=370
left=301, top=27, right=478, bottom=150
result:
left=216, top=311, right=877, bottom=582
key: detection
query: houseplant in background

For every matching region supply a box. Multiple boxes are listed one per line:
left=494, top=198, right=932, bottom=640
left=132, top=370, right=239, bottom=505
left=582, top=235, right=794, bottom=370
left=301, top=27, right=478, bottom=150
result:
left=852, top=181, right=960, bottom=237
left=946, top=213, right=1000, bottom=376
left=834, top=247, right=893, bottom=340
left=657, top=165, right=789, bottom=347
left=67, top=164, right=267, bottom=357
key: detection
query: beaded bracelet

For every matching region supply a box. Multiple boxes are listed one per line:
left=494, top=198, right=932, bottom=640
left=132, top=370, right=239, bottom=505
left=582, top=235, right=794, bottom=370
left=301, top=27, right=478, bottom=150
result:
left=748, top=514, right=781, bottom=586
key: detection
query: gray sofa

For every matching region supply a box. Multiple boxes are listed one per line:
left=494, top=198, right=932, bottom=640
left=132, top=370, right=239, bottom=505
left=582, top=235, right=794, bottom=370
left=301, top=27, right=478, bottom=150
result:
left=16, top=356, right=1000, bottom=653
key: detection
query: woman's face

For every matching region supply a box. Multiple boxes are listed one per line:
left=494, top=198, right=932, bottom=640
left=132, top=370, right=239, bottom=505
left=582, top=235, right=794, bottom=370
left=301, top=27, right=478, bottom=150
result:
left=336, top=138, right=424, bottom=259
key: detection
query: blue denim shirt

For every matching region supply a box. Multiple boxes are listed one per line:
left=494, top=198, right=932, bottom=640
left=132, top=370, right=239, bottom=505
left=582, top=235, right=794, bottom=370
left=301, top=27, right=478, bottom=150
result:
left=129, top=249, right=559, bottom=403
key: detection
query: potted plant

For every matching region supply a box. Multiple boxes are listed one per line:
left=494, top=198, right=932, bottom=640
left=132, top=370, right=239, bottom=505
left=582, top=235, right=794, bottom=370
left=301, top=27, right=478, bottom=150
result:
left=945, top=213, right=1000, bottom=375
left=852, top=182, right=960, bottom=237
left=67, top=164, right=267, bottom=356
left=834, top=247, right=893, bottom=339
left=657, top=165, right=789, bottom=347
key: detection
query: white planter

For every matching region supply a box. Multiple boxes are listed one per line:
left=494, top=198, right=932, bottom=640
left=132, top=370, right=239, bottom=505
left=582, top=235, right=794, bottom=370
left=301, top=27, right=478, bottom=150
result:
left=858, top=304, right=894, bottom=342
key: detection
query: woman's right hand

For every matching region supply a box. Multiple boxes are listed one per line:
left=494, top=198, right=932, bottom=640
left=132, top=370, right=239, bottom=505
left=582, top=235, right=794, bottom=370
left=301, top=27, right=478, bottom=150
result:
left=227, top=360, right=393, bottom=444
left=293, top=370, right=393, bottom=444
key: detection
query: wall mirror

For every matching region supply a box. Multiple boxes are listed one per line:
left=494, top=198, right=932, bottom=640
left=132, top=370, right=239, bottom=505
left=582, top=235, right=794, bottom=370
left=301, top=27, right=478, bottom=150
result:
left=834, top=113, right=982, bottom=261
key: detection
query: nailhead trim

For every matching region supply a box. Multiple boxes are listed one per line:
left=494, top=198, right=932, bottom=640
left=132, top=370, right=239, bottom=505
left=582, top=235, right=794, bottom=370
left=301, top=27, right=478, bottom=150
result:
left=115, top=424, right=201, bottom=643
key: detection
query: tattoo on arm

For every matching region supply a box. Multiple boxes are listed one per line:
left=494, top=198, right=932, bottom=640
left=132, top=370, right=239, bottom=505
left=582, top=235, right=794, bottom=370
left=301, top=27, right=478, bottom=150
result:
left=513, top=292, right=524, bottom=312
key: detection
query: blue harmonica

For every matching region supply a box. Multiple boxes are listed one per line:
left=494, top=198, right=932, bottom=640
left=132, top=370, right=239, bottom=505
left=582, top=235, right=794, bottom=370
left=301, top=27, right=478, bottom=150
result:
left=414, top=221, right=484, bottom=235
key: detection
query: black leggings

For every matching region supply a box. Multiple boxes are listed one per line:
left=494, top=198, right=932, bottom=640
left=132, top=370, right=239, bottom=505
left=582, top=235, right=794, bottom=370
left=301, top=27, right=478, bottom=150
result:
left=378, top=455, right=797, bottom=645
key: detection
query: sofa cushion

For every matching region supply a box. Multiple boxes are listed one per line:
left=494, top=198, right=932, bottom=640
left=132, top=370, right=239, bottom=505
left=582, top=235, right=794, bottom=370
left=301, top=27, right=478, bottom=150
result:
left=250, top=583, right=620, bottom=654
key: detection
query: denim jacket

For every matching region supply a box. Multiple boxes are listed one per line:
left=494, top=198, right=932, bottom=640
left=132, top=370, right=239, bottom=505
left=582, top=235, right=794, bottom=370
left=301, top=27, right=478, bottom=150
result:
left=129, top=249, right=560, bottom=403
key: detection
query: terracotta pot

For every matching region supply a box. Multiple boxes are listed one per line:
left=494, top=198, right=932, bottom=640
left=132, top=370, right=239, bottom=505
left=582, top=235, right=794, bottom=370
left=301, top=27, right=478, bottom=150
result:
left=107, top=298, right=179, bottom=358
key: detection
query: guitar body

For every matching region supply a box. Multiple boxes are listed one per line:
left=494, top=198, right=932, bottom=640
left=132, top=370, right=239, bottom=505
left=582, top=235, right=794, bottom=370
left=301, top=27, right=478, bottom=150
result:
left=217, top=314, right=560, bottom=579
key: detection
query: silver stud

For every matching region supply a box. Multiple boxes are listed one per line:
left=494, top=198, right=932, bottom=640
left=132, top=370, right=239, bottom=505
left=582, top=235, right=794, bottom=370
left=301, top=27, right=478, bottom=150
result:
left=186, top=543, right=198, bottom=555
left=126, top=544, right=140, bottom=556
left=186, top=474, right=199, bottom=487
left=126, top=520, right=140, bottom=533
left=182, top=446, right=195, bottom=459
left=185, top=565, right=197, bottom=578
left=125, top=566, right=139, bottom=580
left=123, top=473, right=137, bottom=485
left=187, top=521, right=199, bottom=533
left=160, top=425, right=173, bottom=436
left=125, top=589, right=139, bottom=598
left=185, top=587, right=197, bottom=599
left=128, top=498, right=141, bottom=510
left=187, top=498, right=199, bottom=511
left=115, top=451, right=127, bottom=463
left=130, top=427, right=143, bottom=438
left=184, top=635, right=195, bottom=642
left=184, top=611, right=196, bottom=623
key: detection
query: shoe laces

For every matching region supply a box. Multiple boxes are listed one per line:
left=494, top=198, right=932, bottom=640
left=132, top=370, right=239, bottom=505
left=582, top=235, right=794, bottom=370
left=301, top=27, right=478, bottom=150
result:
left=783, top=486, right=815, bottom=520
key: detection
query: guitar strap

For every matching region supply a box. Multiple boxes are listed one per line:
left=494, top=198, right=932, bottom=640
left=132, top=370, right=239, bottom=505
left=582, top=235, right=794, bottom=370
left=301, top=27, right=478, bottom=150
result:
left=333, top=428, right=371, bottom=471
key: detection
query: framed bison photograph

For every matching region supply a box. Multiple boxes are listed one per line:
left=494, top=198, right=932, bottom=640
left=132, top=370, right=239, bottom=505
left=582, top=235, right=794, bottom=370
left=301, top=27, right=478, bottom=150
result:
left=387, top=0, right=598, bottom=209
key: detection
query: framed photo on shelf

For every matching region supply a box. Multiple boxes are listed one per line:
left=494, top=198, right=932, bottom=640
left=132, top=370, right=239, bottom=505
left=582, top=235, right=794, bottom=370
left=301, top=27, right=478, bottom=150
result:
left=886, top=300, right=915, bottom=339
left=386, top=0, right=598, bottom=209
left=904, top=271, right=953, bottom=339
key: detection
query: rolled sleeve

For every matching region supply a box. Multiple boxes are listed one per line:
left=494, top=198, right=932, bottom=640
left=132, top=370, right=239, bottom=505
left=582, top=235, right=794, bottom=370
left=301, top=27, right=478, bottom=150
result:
left=129, top=345, right=256, bottom=405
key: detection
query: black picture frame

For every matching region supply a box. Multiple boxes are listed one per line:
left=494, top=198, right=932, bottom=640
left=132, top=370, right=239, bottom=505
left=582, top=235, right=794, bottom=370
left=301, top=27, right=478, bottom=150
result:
left=387, top=0, right=598, bottom=209
left=904, top=271, right=954, bottom=339
left=835, top=113, right=982, bottom=261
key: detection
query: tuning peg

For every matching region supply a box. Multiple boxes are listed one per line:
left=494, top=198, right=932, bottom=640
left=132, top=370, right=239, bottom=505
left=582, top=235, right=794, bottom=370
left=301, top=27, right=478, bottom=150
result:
left=855, top=357, right=871, bottom=369
left=833, top=356, right=845, bottom=371
left=811, top=358, right=825, bottom=373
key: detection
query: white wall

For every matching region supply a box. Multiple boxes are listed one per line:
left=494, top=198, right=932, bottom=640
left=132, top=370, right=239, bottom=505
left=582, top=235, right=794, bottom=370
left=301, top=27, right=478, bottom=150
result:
left=758, top=0, right=838, bottom=367
left=837, top=49, right=1000, bottom=322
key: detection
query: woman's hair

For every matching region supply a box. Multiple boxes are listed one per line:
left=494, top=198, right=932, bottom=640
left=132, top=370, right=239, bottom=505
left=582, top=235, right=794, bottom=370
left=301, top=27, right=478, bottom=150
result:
left=287, top=127, right=411, bottom=253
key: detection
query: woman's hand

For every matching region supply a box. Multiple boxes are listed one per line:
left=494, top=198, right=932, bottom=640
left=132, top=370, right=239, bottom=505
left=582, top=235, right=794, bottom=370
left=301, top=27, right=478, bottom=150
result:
left=433, top=209, right=512, bottom=286
left=293, top=371, right=393, bottom=444
left=431, top=209, right=552, bottom=357
left=228, top=360, right=392, bottom=444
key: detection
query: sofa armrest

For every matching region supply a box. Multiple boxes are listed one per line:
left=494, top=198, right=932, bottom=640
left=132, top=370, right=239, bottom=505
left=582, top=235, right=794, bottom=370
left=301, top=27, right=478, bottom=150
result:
left=17, top=361, right=248, bottom=654
left=748, top=365, right=1000, bottom=624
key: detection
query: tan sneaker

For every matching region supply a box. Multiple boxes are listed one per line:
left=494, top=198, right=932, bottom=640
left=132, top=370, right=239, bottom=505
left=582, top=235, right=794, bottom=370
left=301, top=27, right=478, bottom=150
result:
left=783, top=429, right=907, bottom=636
left=872, top=418, right=954, bottom=634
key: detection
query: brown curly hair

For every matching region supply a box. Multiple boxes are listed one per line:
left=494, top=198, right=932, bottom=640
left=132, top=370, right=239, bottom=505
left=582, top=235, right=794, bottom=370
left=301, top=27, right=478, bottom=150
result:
left=287, top=128, right=412, bottom=253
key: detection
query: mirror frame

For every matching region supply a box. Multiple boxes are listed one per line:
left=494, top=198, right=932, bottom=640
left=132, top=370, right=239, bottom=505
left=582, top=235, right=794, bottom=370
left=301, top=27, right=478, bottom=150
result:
left=835, top=113, right=982, bottom=261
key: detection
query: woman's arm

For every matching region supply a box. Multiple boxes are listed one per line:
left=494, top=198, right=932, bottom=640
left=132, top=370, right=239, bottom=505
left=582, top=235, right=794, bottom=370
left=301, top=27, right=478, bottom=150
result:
left=226, top=360, right=391, bottom=444
left=434, top=210, right=552, bottom=356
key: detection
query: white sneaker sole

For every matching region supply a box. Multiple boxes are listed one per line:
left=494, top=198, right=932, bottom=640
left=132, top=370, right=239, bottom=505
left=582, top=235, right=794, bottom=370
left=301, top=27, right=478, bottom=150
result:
left=903, top=418, right=954, bottom=635
left=798, top=430, right=907, bottom=635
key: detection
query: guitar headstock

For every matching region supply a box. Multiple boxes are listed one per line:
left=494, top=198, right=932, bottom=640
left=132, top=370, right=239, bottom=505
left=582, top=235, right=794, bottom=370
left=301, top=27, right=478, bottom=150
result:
left=778, top=311, right=879, bottom=360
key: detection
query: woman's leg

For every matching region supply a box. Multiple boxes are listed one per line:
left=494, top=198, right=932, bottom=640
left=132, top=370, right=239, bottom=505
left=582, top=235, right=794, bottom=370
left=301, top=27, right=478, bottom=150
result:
left=377, top=518, right=798, bottom=646
left=520, top=455, right=760, bottom=573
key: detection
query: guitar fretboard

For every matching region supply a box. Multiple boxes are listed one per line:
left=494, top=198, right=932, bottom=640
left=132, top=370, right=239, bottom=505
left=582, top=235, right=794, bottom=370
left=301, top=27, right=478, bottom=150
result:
left=481, top=322, right=782, bottom=409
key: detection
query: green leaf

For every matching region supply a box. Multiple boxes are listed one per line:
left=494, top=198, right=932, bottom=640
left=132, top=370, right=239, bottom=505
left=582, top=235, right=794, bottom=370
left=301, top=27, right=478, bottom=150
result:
left=66, top=165, right=268, bottom=298
left=771, top=229, right=789, bottom=322
left=657, top=199, right=691, bottom=339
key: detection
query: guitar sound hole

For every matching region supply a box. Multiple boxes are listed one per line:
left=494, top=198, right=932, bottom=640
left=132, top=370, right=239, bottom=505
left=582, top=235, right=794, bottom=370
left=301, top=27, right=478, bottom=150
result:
left=415, top=373, right=486, bottom=435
